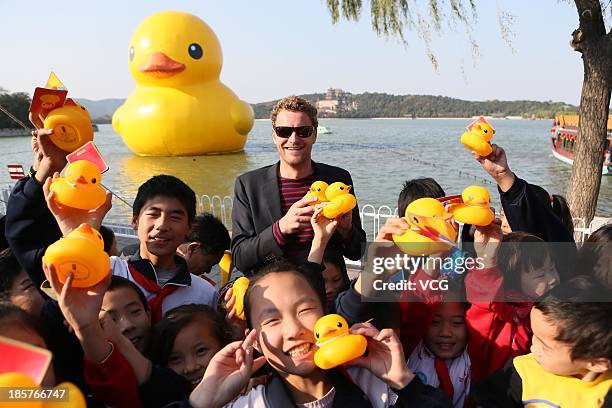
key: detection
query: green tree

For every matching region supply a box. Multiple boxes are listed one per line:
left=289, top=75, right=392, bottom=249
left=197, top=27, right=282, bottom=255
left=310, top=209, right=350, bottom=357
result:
left=324, top=0, right=611, bottom=222
left=0, top=91, right=31, bottom=130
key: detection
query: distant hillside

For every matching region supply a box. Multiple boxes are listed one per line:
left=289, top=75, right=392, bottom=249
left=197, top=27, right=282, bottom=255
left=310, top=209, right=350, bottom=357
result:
left=253, top=92, right=577, bottom=119
left=75, top=98, right=124, bottom=120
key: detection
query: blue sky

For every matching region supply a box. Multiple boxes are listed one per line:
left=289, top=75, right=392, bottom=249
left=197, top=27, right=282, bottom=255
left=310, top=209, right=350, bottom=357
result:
left=0, top=0, right=597, bottom=104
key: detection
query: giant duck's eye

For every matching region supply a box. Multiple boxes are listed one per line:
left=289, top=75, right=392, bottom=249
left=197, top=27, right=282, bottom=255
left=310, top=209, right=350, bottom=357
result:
left=188, top=43, right=203, bottom=59
left=129, top=46, right=135, bottom=62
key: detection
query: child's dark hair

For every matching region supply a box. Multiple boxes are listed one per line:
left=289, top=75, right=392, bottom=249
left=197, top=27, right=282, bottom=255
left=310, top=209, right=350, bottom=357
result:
left=148, top=304, right=232, bottom=367
left=397, top=178, right=445, bottom=216
left=108, top=276, right=149, bottom=311
left=498, top=232, right=554, bottom=293
left=132, top=175, right=196, bottom=223
left=322, top=249, right=350, bottom=291
left=244, top=260, right=326, bottom=329
left=0, top=301, right=46, bottom=341
left=187, top=213, right=230, bottom=254
left=534, top=276, right=612, bottom=360
left=99, top=225, right=116, bottom=255
left=0, top=249, right=23, bottom=299
left=577, top=224, right=612, bottom=290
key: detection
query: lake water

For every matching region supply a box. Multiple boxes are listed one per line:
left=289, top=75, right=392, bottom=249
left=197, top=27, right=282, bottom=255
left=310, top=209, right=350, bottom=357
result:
left=1, top=119, right=610, bottom=224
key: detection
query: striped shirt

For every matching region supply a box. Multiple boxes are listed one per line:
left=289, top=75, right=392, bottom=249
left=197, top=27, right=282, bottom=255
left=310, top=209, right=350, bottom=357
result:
left=272, top=174, right=316, bottom=260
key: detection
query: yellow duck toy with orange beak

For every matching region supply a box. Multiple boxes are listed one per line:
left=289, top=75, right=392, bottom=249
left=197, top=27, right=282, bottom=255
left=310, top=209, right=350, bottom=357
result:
left=321, top=182, right=356, bottom=219
left=50, top=160, right=106, bottom=210
left=392, top=197, right=458, bottom=256
left=0, top=372, right=86, bottom=408
left=447, top=186, right=495, bottom=226
left=461, top=117, right=495, bottom=157
left=113, top=11, right=254, bottom=156
left=314, top=314, right=367, bottom=370
left=43, top=223, right=110, bottom=289
left=304, top=181, right=329, bottom=205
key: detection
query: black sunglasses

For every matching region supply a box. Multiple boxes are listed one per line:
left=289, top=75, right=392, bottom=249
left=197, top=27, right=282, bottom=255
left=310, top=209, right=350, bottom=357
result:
left=274, top=126, right=315, bottom=138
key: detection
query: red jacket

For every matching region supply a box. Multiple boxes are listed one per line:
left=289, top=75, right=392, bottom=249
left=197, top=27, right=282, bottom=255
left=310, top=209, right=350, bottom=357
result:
left=83, top=342, right=142, bottom=408
left=465, top=266, right=532, bottom=380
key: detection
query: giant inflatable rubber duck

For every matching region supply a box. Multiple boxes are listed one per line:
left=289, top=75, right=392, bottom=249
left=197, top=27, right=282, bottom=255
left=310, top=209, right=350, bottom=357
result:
left=392, top=197, right=458, bottom=256
left=113, top=11, right=254, bottom=156
left=313, top=314, right=367, bottom=370
left=43, top=223, right=110, bottom=288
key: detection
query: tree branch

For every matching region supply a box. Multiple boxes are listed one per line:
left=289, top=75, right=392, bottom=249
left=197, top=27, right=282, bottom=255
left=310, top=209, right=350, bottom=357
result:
left=573, top=0, right=606, bottom=39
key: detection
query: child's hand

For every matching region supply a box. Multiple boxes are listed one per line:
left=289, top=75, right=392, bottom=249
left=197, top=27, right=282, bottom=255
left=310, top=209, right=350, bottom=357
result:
left=189, top=329, right=266, bottom=408
left=311, top=206, right=338, bottom=243
left=45, top=262, right=110, bottom=335
left=336, top=210, right=353, bottom=239
left=346, top=322, right=414, bottom=390
left=473, top=219, right=503, bottom=267
left=43, top=173, right=112, bottom=236
left=376, top=217, right=410, bottom=242
left=474, top=144, right=515, bottom=192
left=31, top=128, right=69, bottom=184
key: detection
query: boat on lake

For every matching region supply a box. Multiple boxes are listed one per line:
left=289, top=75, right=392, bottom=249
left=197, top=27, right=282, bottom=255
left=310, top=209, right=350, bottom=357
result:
left=550, top=115, right=612, bottom=175
left=317, top=125, right=332, bottom=134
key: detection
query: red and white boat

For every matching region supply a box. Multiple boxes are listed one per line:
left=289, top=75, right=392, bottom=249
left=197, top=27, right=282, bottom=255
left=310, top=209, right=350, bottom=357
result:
left=550, top=115, right=612, bottom=175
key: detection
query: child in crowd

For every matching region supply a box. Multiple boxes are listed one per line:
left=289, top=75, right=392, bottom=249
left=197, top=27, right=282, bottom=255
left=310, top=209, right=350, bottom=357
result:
left=149, top=304, right=231, bottom=387
left=320, top=249, right=350, bottom=312
left=474, top=276, right=612, bottom=407
left=46, top=267, right=193, bottom=407
left=407, top=288, right=471, bottom=408
left=0, top=248, right=44, bottom=316
left=177, top=212, right=231, bottom=278
left=466, top=227, right=560, bottom=378
left=473, top=143, right=576, bottom=280
left=6, top=164, right=218, bottom=323
left=0, top=301, right=56, bottom=387
left=189, top=260, right=452, bottom=408
left=0, top=248, right=88, bottom=390
left=577, top=224, right=612, bottom=289
left=99, top=225, right=118, bottom=256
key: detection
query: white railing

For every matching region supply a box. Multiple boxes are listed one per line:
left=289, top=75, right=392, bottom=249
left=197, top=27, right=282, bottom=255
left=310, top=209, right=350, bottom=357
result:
left=1, top=186, right=610, bottom=245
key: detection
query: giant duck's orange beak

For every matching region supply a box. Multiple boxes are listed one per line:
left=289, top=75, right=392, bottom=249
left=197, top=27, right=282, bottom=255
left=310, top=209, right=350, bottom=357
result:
left=139, top=52, right=185, bottom=77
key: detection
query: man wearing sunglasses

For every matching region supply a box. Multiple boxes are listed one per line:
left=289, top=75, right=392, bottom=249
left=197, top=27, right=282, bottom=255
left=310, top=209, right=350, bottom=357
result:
left=231, top=96, right=366, bottom=274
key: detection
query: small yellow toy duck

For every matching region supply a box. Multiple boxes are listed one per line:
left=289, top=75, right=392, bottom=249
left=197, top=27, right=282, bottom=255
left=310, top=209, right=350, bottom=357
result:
left=461, top=116, right=495, bottom=157
left=313, top=314, right=367, bottom=370
left=50, top=160, right=106, bottom=210
left=448, top=186, right=495, bottom=226
left=304, top=181, right=329, bottom=205
left=113, top=11, right=254, bottom=156
left=43, top=100, right=94, bottom=152
left=231, top=277, right=249, bottom=320
left=321, top=182, right=356, bottom=219
left=43, top=223, right=110, bottom=288
left=392, top=197, right=458, bottom=256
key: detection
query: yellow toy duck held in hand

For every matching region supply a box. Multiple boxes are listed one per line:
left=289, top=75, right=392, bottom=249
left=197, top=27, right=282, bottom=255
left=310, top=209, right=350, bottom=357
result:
left=50, top=160, right=106, bottom=210
left=231, top=277, right=249, bottom=320
left=314, top=314, right=367, bottom=370
left=305, top=181, right=329, bottom=205
left=461, top=116, right=495, bottom=157
left=113, top=11, right=254, bottom=156
left=392, top=198, right=458, bottom=256
left=447, top=186, right=495, bottom=226
left=321, top=182, right=356, bottom=219
left=43, top=223, right=110, bottom=289
left=44, top=100, right=94, bottom=153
